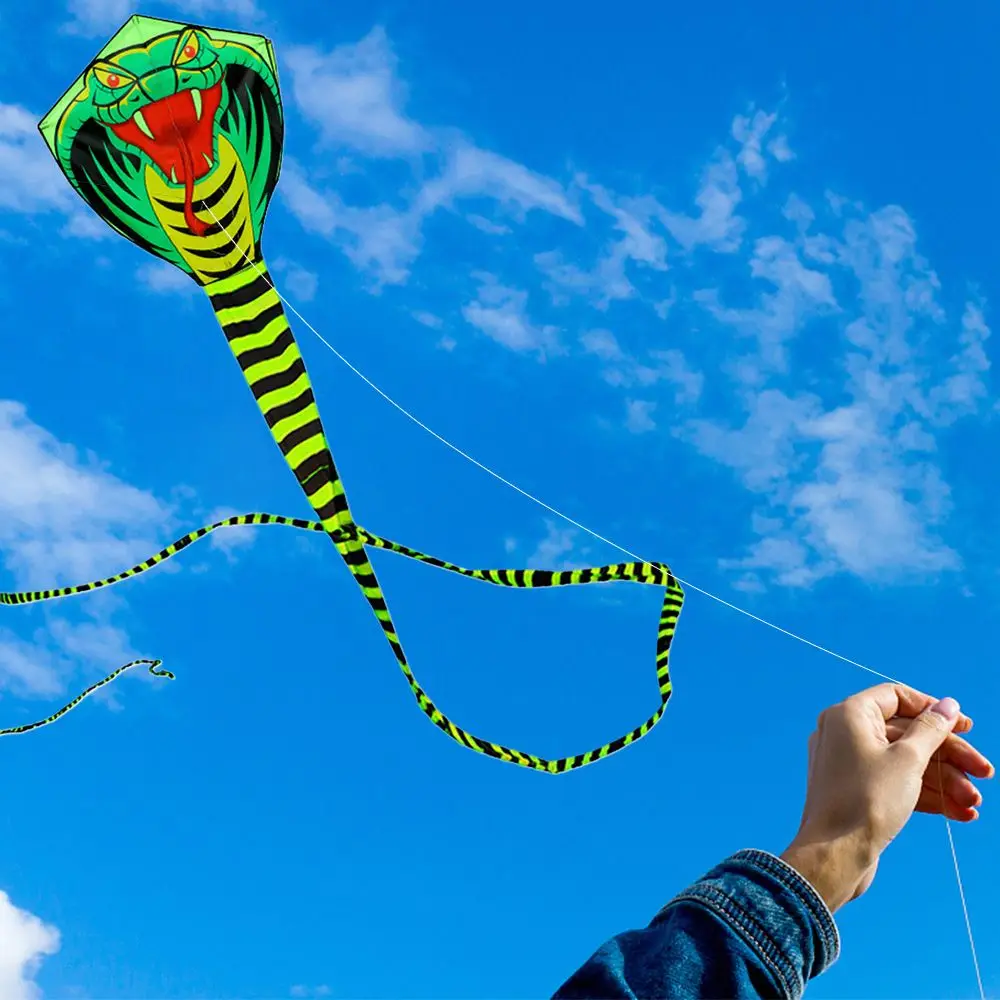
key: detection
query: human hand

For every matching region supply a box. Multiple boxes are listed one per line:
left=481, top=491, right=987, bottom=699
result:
left=780, top=684, right=994, bottom=913
left=884, top=713, right=986, bottom=821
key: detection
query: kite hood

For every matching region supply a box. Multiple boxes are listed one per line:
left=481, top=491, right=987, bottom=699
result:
left=38, top=14, right=284, bottom=286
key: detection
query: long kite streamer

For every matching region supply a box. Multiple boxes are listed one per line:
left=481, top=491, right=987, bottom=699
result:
left=4, top=15, right=685, bottom=771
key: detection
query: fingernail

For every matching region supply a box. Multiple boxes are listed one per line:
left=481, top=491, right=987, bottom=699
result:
left=931, top=697, right=961, bottom=720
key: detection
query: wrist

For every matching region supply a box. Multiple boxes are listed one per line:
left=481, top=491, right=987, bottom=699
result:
left=779, top=833, right=878, bottom=913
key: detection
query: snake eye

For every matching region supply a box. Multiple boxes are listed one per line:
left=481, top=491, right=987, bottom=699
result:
left=92, top=64, right=132, bottom=90
left=174, top=30, right=201, bottom=65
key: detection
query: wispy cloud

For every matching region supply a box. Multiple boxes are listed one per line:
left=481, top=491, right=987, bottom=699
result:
left=416, top=143, right=581, bottom=223
left=0, top=401, right=172, bottom=700
left=411, top=310, right=443, bottom=329
left=694, top=234, right=838, bottom=377
left=536, top=178, right=669, bottom=310
left=0, top=105, right=71, bottom=216
left=681, top=196, right=992, bottom=588
left=286, top=28, right=430, bottom=158
left=580, top=329, right=703, bottom=410
left=136, top=261, right=199, bottom=296
left=280, top=30, right=581, bottom=288
left=0, top=890, right=60, bottom=1000
left=503, top=521, right=592, bottom=571
left=462, top=273, right=561, bottom=357
left=289, top=985, right=332, bottom=999
left=660, top=154, right=746, bottom=253
left=62, top=0, right=131, bottom=35
left=625, top=399, right=657, bottom=435
left=63, top=0, right=262, bottom=37
left=280, top=160, right=420, bottom=287
left=273, top=258, right=319, bottom=302
left=0, top=102, right=102, bottom=242
left=0, top=401, right=170, bottom=589
left=206, top=506, right=257, bottom=560
left=732, top=107, right=794, bottom=183
left=0, top=101, right=117, bottom=240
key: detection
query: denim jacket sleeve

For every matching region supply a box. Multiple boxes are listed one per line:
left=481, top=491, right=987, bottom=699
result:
left=552, top=849, right=840, bottom=1000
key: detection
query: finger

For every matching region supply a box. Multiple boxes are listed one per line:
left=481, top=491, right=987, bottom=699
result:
left=914, top=787, right=980, bottom=822
left=855, top=683, right=937, bottom=722
left=885, top=723, right=994, bottom=778
left=892, top=698, right=962, bottom=765
left=935, top=735, right=994, bottom=778
left=851, top=683, right=977, bottom=731
left=892, top=714, right=975, bottom=735
left=923, top=760, right=983, bottom=809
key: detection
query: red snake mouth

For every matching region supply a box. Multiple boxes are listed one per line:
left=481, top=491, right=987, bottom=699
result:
left=110, top=83, right=223, bottom=236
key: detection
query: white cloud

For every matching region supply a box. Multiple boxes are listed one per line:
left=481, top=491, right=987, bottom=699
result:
left=928, top=300, right=992, bottom=421
left=661, top=153, right=745, bottom=253
left=280, top=32, right=580, bottom=286
left=523, top=521, right=589, bottom=570
left=63, top=0, right=261, bottom=37
left=170, top=0, right=261, bottom=17
left=136, top=261, right=198, bottom=296
left=580, top=329, right=703, bottom=405
left=535, top=181, right=667, bottom=310
left=0, top=105, right=73, bottom=215
left=273, top=259, right=319, bottom=302
left=416, top=142, right=581, bottom=223
left=695, top=235, right=838, bottom=377
left=0, top=102, right=116, bottom=240
left=652, top=348, right=704, bottom=405
left=0, top=890, right=60, bottom=1000
left=411, top=310, right=442, bottom=329
left=731, top=108, right=793, bottom=182
left=682, top=194, right=991, bottom=587
left=285, top=29, right=430, bottom=158
left=768, top=134, right=795, bottom=164
left=462, top=273, right=560, bottom=357
left=206, top=507, right=256, bottom=560
left=280, top=141, right=581, bottom=287
left=0, top=401, right=172, bottom=700
left=289, top=986, right=331, bottom=999
left=62, top=0, right=129, bottom=35
left=466, top=213, right=512, bottom=235
left=0, top=401, right=170, bottom=589
left=0, top=629, right=65, bottom=700
left=579, top=328, right=624, bottom=362
left=279, top=160, right=421, bottom=287
left=277, top=160, right=341, bottom=237
left=683, top=389, right=818, bottom=493
left=625, top=399, right=657, bottom=434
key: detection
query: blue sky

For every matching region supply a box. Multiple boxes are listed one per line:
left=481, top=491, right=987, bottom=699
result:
left=0, top=0, right=996, bottom=996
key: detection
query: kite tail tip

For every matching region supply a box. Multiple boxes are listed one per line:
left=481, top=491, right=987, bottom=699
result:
left=145, top=659, right=175, bottom=681
left=0, top=656, right=176, bottom=738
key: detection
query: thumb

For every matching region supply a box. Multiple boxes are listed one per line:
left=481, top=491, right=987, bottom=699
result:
left=894, top=697, right=961, bottom=764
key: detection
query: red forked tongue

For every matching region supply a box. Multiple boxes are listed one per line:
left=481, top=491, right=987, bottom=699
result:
left=176, top=139, right=207, bottom=237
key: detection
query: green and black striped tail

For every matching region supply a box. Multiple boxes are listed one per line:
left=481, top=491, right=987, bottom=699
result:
left=1, top=514, right=684, bottom=771
left=200, top=260, right=687, bottom=771
left=204, top=262, right=408, bottom=710
left=205, top=262, right=354, bottom=538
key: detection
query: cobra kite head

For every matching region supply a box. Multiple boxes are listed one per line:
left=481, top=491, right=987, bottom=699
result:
left=39, top=14, right=284, bottom=286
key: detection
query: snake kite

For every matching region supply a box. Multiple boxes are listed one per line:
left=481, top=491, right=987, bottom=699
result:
left=1, top=15, right=685, bottom=773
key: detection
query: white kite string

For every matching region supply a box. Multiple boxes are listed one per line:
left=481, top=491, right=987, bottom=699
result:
left=202, top=204, right=985, bottom=996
